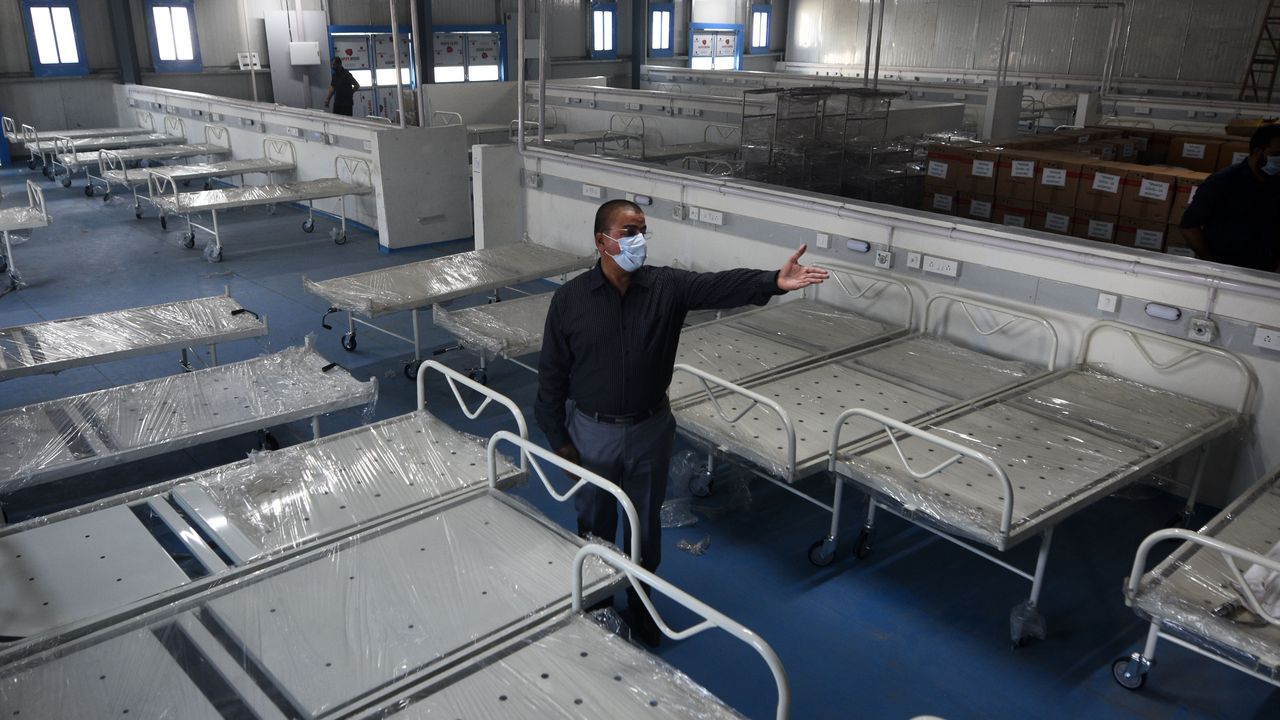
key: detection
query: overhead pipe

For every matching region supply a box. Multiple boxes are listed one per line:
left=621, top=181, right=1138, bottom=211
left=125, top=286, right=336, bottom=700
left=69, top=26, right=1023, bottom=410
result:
left=390, top=0, right=406, bottom=128
left=516, top=0, right=526, bottom=151
left=862, top=0, right=875, bottom=86
left=537, top=0, right=548, bottom=144
left=872, top=0, right=885, bottom=89
left=409, top=0, right=425, bottom=126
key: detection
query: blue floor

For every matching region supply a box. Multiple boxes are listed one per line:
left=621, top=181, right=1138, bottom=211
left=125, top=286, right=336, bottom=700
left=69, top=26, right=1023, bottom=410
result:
left=1, top=165, right=1276, bottom=719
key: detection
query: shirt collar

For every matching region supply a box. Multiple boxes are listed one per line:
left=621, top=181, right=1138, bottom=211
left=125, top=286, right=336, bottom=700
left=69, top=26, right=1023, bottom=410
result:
left=588, top=261, right=652, bottom=291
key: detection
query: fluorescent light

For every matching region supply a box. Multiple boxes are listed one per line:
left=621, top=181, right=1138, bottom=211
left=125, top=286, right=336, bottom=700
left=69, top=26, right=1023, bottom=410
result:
left=1144, top=303, right=1181, bottom=321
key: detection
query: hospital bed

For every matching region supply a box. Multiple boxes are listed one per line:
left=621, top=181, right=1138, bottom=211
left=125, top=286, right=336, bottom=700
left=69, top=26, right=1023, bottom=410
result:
left=433, top=290, right=552, bottom=381
left=431, top=110, right=515, bottom=146
left=0, top=292, right=267, bottom=382
left=605, top=124, right=741, bottom=164
left=824, top=319, right=1253, bottom=645
left=1116, top=465, right=1280, bottom=691
left=86, top=124, right=232, bottom=202
left=148, top=155, right=374, bottom=262
left=44, top=115, right=186, bottom=187
left=0, top=360, right=524, bottom=638
left=306, top=240, right=595, bottom=379
left=136, top=137, right=300, bottom=229
left=6, top=114, right=153, bottom=173
left=0, top=434, right=787, bottom=720
left=0, top=180, right=49, bottom=292
left=0, top=338, right=377, bottom=499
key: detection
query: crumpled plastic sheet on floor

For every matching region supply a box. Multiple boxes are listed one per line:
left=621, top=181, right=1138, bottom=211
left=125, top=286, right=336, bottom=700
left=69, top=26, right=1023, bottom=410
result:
left=677, top=535, right=711, bottom=556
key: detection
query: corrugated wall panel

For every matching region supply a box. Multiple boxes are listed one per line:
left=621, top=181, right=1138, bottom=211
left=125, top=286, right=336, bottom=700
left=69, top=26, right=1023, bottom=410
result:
left=547, top=0, right=587, bottom=58
left=0, top=0, right=31, bottom=74
left=930, top=0, right=981, bottom=70
left=1181, top=0, right=1262, bottom=83
left=80, top=0, right=118, bottom=71
left=818, top=0, right=865, bottom=65
left=433, top=0, right=502, bottom=26
left=972, top=0, right=1007, bottom=71
left=1118, top=0, right=1194, bottom=80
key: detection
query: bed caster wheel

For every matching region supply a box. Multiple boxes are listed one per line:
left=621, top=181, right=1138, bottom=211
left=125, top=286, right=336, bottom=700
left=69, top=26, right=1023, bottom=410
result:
left=689, top=471, right=713, bottom=498
left=257, top=431, right=280, bottom=451
left=404, top=361, right=419, bottom=380
left=467, top=369, right=488, bottom=385
left=265, top=203, right=277, bottom=215
left=302, top=218, right=315, bottom=233
left=209, top=250, right=223, bottom=263
left=203, top=180, right=212, bottom=191
left=854, top=529, right=873, bottom=559
left=808, top=539, right=836, bottom=567
left=182, top=232, right=196, bottom=248
left=27, top=158, right=37, bottom=170
left=61, top=177, right=71, bottom=188
left=1112, top=656, right=1147, bottom=690
left=134, top=206, right=143, bottom=220
left=340, top=333, right=357, bottom=351
left=331, top=229, right=347, bottom=245
left=160, top=216, right=169, bottom=230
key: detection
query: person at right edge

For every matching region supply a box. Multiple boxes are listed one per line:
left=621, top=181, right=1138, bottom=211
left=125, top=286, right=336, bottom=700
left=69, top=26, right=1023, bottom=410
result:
left=324, top=56, right=360, bottom=117
left=534, top=198, right=828, bottom=647
left=1179, top=124, right=1280, bottom=272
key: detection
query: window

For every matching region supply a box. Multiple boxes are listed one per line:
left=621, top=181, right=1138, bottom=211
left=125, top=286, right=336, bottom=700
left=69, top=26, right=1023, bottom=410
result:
left=21, top=0, right=87, bottom=77
left=750, top=5, right=770, bottom=52
left=690, top=25, right=740, bottom=71
left=430, top=26, right=505, bottom=84
left=148, top=1, right=201, bottom=72
left=650, top=3, right=673, bottom=58
left=591, top=3, right=617, bottom=59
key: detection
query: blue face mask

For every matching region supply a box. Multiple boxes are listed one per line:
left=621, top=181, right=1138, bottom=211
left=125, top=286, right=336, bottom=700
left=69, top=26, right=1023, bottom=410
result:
left=604, top=232, right=647, bottom=272
left=1264, top=155, right=1280, bottom=176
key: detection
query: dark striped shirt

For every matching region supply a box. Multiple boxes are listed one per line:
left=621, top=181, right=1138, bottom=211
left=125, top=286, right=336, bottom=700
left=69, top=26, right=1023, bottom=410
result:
left=535, top=262, right=782, bottom=451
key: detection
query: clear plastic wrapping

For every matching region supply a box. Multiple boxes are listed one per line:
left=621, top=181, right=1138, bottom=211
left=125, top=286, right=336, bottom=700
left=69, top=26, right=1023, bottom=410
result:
left=0, top=206, right=47, bottom=231
left=153, top=177, right=372, bottom=213
left=104, top=157, right=296, bottom=184
left=65, top=141, right=227, bottom=167
left=0, top=294, right=266, bottom=381
left=432, top=292, right=552, bottom=361
left=304, top=242, right=595, bottom=317
left=1129, top=468, right=1280, bottom=677
left=0, top=343, right=376, bottom=492
left=39, top=133, right=171, bottom=155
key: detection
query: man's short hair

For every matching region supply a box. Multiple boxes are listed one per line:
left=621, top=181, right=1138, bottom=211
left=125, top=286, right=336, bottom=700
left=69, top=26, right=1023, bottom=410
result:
left=593, top=199, right=642, bottom=235
left=1249, top=123, right=1280, bottom=151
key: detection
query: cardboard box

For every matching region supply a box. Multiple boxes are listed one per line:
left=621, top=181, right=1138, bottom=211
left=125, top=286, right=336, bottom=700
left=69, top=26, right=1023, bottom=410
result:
left=1097, top=137, right=1139, bottom=163
left=1076, top=160, right=1127, bottom=215
left=1168, top=137, right=1224, bottom=173
left=1116, top=217, right=1167, bottom=251
left=967, top=147, right=1001, bottom=196
left=923, top=189, right=958, bottom=216
left=996, top=150, right=1041, bottom=202
left=924, top=144, right=965, bottom=191
left=1119, top=166, right=1180, bottom=222
left=1218, top=140, right=1250, bottom=170
left=995, top=197, right=1035, bottom=228
left=1169, top=170, right=1209, bottom=225
left=1165, top=224, right=1198, bottom=257
left=1073, top=211, right=1118, bottom=243
left=1074, top=143, right=1118, bottom=161
left=1033, top=153, right=1083, bottom=207
left=959, top=193, right=995, bottom=222
left=1032, top=203, right=1075, bottom=235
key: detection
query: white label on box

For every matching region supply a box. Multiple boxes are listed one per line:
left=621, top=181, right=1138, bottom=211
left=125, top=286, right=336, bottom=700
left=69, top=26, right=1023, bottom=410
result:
left=1091, top=172, right=1121, bottom=193
left=927, top=161, right=948, bottom=179
left=932, top=193, right=954, bottom=212
left=1232, top=151, right=1249, bottom=165
left=1088, top=220, right=1114, bottom=240
left=1011, top=160, right=1035, bottom=179
left=1138, top=179, right=1170, bottom=201
left=1041, top=167, right=1067, bottom=188
left=1181, top=142, right=1206, bottom=160
left=1003, top=215, right=1027, bottom=228
left=1045, top=212, right=1071, bottom=233
left=971, top=159, right=994, bottom=178
left=969, top=200, right=992, bottom=219
left=1134, top=229, right=1165, bottom=249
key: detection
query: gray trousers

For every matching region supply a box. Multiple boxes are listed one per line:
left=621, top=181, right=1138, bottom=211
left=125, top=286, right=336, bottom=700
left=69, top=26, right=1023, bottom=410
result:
left=567, top=407, right=676, bottom=572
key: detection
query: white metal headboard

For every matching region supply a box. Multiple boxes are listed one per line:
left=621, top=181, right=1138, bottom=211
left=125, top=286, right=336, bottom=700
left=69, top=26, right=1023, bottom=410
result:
left=430, top=110, right=464, bottom=127
left=203, top=125, right=231, bottom=150
left=134, top=110, right=156, bottom=132
left=335, top=156, right=374, bottom=187
left=924, top=292, right=1060, bottom=371
left=163, top=115, right=185, bottom=138
left=263, top=138, right=297, bottom=167
left=812, top=261, right=916, bottom=331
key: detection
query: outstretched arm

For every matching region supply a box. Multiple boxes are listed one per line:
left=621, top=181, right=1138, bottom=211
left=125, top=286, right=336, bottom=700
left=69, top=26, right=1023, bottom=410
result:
left=775, top=244, right=829, bottom=291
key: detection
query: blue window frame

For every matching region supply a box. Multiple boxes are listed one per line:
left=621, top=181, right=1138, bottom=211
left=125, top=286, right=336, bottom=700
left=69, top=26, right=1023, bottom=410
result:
left=21, top=0, right=88, bottom=78
left=590, top=3, right=618, bottom=60
left=749, top=4, right=771, bottom=53
left=649, top=3, right=674, bottom=58
left=147, top=0, right=202, bottom=72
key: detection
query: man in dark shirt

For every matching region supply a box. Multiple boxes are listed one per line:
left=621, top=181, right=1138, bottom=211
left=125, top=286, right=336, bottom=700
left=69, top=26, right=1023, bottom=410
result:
left=324, top=57, right=360, bottom=116
left=535, top=199, right=828, bottom=645
left=1179, top=124, right=1280, bottom=272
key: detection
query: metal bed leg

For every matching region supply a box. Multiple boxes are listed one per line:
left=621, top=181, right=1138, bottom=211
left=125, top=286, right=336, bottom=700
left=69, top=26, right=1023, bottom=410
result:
left=183, top=213, right=196, bottom=249
left=180, top=347, right=192, bottom=372
left=1178, top=446, right=1210, bottom=527
left=208, top=343, right=218, bottom=367
left=311, top=416, right=321, bottom=439
left=332, top=195, right=348, bottom=245
left=1113, top=622, right=1159, bottom=690
left=1, top=230, right=17, bottom=290
left=690, top=451, right=716, bottom=498
left=1011, top=527, right=1054, bottom=647
left=340, top=311, right=357, bottom=351
left=808, top=479, right=852, bottom=566
left=208, top=209, right=222, bottom=263
left=403, top=308, right=423, bottom=379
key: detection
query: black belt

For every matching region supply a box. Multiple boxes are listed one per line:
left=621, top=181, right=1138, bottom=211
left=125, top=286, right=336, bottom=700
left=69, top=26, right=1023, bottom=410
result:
left=575, top=400, right=667, bottom=425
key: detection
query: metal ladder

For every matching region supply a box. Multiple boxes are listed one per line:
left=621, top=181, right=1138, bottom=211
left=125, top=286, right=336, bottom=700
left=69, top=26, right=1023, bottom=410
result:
left=1239, top=0, right=1280, bottom=102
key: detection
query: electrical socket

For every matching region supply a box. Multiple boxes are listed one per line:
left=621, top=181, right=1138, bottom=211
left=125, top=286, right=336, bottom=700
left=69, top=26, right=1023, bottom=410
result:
left=874, top=250, right=892, bottom=269
left=522, top=170, right=542, bottom=188
left=906, top=252, right=923, bottom=270
left=923, top=256, right=959, bottom=277
left=1255, top=327, right=1280, bottom=351
left=671, top=205, right=687, bottom=220
left=1097, top=292, right=1118, bottom=313
left=581, top=184, right=602, bottom=199
left=699, top=208, right=724, bottom=225
left=687, top=206, right=701, bottom=221
left=1187, top=317, right=1217, bottom=343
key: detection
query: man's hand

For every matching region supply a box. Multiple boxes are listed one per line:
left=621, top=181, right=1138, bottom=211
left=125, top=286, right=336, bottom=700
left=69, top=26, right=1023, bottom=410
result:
left=776, top=244, right=829, bottom=292
left=556, top=443, right=581, bottom=481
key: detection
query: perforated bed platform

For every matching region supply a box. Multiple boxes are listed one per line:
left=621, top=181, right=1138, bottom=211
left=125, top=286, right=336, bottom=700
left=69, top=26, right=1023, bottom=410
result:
left=63, top=141, right=229, bottom=168
left=102, top=157, right=296, bottom=185
left=40, top=133, right=179, bottom=156
left=0, top=206, right=47, bottom=233
left=433, top=292, right=552, bottom=361
left=0, top=294, right=266, bottom=381
left=151, top=178, right=372, bottom=214
left=0, top=344, right=376, bottom=492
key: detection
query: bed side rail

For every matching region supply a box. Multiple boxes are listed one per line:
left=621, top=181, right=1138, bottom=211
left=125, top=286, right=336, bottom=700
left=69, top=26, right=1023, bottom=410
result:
left=431, top=110, right=463, bottom=127
left=924, top=291, right=1060, bottom=371
left=97, top=148, right=128, bottom=177
left=203, top=124, right=231, bottom=151
left=572, top=543, right=792, bottom=720
left=1080, top=320, right=1256, bottom=414
left=263, top=137, right=298, bottom=167
left=20, top=123, right=39, bottom=145
left=135, top=110, right=156, bottom=132
left=1127, top=527, right=1280, bottom=628
left=829, top=407, right=1014, bottom=536
left=25, top=180, right=47, bottom=220
left=680, top=156, right=738, bottom=176
left=487, top=430, right=641, bottom=562
left=51, top=135, right=75, bottom=160
left=609, top=112, right=645, bottom=139
left=415, top=359, right=528, bottom=470
left=163, top=115, right=185, bottom=138
left=1, top=116, right=15, bottom=140
left=671, top=363, right=797, bottom=482
left=704, top=123, right=740, bottom=144
left=335, top=155, right=374, bottom=188
left=813, top=260, right=915, bottom=330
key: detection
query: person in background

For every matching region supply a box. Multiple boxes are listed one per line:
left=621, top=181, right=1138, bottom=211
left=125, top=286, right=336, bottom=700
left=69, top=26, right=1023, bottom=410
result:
left=324, top=57, right=360, bottom=117
left=534, top=198, right=828, bottom=646
left=1179, top=124, right=1280, bottom=272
